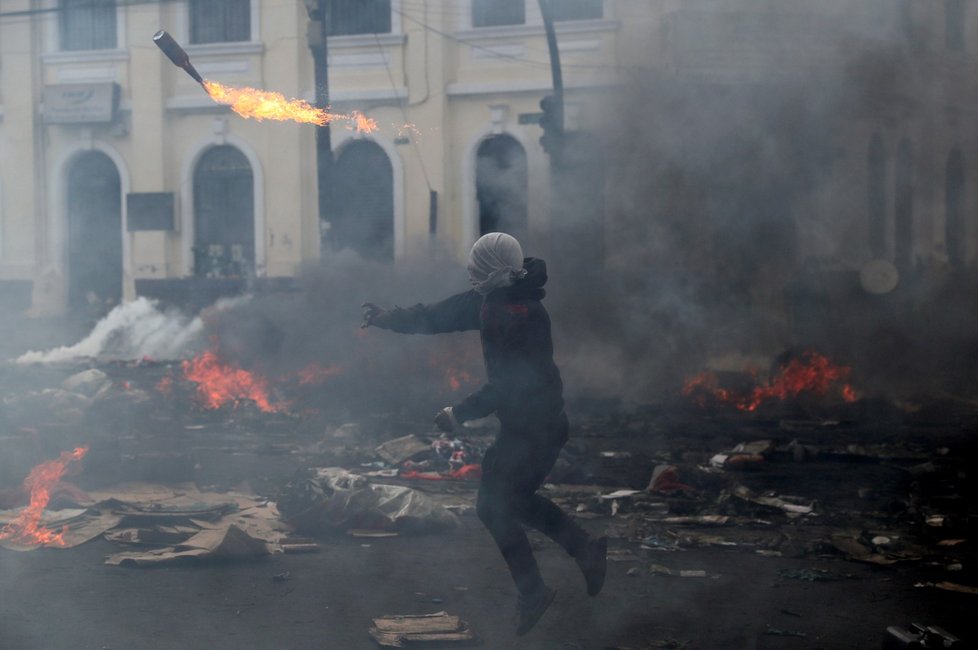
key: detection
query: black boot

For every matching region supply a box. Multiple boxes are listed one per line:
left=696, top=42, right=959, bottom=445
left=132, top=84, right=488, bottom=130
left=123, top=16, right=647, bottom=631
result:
left=516, top=585, right=556, bottom=636
left=575, top=536, right=607, bottom=596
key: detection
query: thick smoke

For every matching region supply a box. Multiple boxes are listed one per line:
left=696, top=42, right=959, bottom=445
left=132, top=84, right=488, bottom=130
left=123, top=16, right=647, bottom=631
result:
left=540, top=0, right=977, bottom=401
left=15, top=297, right=206, bottom=364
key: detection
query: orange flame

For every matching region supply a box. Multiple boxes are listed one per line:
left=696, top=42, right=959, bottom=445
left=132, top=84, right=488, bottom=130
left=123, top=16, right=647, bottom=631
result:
left=182, top=351, right=285, bottom=412
left=683, top=351, right=858, bottom=411
left=203, top=80, right=377, bottom=133
left=297, top=362, right=344, bottom=385
left=0, top=447, right=89, bottom=547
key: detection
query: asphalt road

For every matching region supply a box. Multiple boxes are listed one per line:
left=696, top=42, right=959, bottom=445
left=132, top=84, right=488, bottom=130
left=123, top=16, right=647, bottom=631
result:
left=1, top=515, right=972, bottom=650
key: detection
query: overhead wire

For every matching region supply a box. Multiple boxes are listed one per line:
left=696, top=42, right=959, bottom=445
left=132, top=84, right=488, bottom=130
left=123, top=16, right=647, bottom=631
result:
left=374, top=30, right=433, bottom=193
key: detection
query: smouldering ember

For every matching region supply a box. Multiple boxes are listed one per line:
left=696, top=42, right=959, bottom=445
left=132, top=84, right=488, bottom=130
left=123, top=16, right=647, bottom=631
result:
left=682, top=351, right=858, bottom=412
left=182, top=351, right=286, bottom=412
left=203, top=80, right=377, bottom=132
left=297, top=362, right=344, bottom=385
left=0, top=447, right=88, bottom=547
left=446, top=368, right=475, bottom=392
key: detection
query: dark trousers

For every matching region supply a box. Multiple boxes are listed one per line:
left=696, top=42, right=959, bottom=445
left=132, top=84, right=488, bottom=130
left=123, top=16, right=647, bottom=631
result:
left=476, top=415, right=589, bottom=596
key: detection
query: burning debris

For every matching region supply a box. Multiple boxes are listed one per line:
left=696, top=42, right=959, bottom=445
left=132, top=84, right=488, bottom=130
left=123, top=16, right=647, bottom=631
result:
left=0, top=447, right=89, bottom=548
left=181, top=350, right=287, bottom=413
left=682, top=350, right=857, bottom=411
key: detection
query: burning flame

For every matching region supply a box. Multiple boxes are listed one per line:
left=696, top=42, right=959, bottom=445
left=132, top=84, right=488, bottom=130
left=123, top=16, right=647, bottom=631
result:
left=182, top=351, right=285, bottom=412
left=682, top=351, right=858, bottom=412
left=447, top=368, right=475, bottom=392
left=0, top=447, right=89, bottom=547
left=203, top=80, right=377, bottom=133
left=297, top=362, right=344, bottom=385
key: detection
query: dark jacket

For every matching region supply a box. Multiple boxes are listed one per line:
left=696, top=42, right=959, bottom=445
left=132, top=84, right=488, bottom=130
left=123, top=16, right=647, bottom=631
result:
left=378, top=258, right=565, bottom=436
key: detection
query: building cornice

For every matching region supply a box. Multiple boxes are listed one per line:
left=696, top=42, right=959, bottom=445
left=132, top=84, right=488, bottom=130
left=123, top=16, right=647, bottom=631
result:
left=328, top=33, right=407, bottom=49
left=185, top=42, right=265, bottom=57
left=446, top=75, right=618, bottom=97
left=453, top=19, right=618, bottom=42
left=41, top=49, right=129, bottom=65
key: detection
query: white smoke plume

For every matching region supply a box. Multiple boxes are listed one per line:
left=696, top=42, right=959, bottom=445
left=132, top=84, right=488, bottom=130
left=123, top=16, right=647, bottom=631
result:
left=15, top=297, right=207, bottom=364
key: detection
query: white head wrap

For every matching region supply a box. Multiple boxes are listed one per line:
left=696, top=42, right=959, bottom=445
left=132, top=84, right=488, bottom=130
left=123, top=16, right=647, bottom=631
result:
left=467, top=232, right=527, bottom=296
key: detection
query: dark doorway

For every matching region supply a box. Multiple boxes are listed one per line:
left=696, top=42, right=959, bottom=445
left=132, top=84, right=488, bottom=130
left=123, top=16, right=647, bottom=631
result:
left=193, top=145, right=254, bottom=278
left=894, top=139, right=913, bottom=270
left=867, top=133, right=886, bottom=259
left=331, top=140, right=394, bottom=261
left=476, top=135, right=528, bottom=242
left=67, top=150, right=122, bottom=310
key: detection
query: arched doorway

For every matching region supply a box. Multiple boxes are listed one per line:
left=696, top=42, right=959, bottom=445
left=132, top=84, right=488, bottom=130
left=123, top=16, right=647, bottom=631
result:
left=894, top=139, right=913, bottom=270
left=67, top=150, right=121, bottom=310
left=331, top=140, right=394, bottom=260
left=946, top=149, right=965, bottom=268
left=476, top=135, right=528, bottom=242
left=867, top=133, right=886, bottom=259
left=193, top=145, right=254, bottom=278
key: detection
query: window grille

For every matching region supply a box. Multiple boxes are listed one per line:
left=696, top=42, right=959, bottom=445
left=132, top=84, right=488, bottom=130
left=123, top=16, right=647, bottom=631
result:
left=189, top=0, right=251, bottom=45
left=193, top=146, right=255, bottom=278
left=60, top=0, right=116, bottom=51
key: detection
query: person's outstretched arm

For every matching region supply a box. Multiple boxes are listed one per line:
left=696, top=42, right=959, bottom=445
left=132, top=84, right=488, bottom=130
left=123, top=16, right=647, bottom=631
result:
left=361, top=290, right=481, bottom=334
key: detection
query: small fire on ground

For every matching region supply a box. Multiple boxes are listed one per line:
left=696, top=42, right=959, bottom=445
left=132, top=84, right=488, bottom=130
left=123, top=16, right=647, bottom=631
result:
left=203, top=80, right=377, bottom=133
left=182, top=351, right=287, bottom=413
left=0, top=447, right=89, bottom=547
left=682, top=351, right=858, bottom=412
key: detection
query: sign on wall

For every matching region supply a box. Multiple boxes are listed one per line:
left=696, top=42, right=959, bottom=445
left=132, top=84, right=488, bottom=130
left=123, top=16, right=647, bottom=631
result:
left=127, top=193, right=175, bottom=231
left=42, top=83, right=119, bottom=124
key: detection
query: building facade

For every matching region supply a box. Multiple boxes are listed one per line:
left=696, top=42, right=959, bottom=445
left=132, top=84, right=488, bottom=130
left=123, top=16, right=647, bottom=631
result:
left=0, top=0, right=622, bottom=315
left=1, top=0, right=975, bottom=323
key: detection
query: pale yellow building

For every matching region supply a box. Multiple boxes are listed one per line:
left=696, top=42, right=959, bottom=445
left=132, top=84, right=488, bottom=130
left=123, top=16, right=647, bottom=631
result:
left=2, top=0, right=975, bottom=321
left=0, top=0, right=623, bottom=315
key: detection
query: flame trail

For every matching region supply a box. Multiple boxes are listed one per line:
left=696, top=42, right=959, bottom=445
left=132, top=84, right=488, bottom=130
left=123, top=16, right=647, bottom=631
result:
left=0, top=447, right=89, bottom=547
left=203, top=80, right=377, bottom=132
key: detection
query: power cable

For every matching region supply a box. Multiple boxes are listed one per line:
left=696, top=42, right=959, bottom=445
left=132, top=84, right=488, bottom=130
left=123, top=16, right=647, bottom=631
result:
left=374, top=31, right=433, bottom=193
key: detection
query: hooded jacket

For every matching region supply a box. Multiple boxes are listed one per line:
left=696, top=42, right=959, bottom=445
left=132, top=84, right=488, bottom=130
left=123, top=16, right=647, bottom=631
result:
left=377, top=258, right=564, bottom=436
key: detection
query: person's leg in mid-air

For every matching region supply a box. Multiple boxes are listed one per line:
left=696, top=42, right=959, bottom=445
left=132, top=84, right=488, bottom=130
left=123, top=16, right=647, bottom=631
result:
left=476, top=435, right=607, bottom=635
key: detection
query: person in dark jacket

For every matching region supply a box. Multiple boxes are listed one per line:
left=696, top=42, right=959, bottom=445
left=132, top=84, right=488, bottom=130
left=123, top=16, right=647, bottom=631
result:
left=361, top=233, right=607, bottom=636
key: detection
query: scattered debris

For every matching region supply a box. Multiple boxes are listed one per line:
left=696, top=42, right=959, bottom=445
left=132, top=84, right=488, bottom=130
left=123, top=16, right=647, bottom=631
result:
left=277, top=467, right=460, bottom=535
left=105, top=524, right=270, bottom=566
left=883, top=623, right=962, bottom=648
left=731, top=485, right=814, bottom=517
left=374, top=435, right=431, bottom=466
left=778, top=568, right=846, bottom=582
left=368, top=612, right=475, bottom=647
left=914, top=581, right=978, bottom=595
left=764, top=624, right=806, bottom=638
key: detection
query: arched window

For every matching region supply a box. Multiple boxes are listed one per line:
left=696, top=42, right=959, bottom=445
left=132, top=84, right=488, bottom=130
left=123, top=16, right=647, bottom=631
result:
left=894, top=139, right=914, bottom=270
left=946, top=149, right=966, bottom=268
left=193, top=146, right=254, bottom=278
left=867, top=133, right=887, bottom=259
left=67, top=151, right=121, bottom=309
left=476, top=135, right=528, bottom=242
left=946, top=0, right=966, bottom=52
left=331, top=141, right=394, bottom=261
